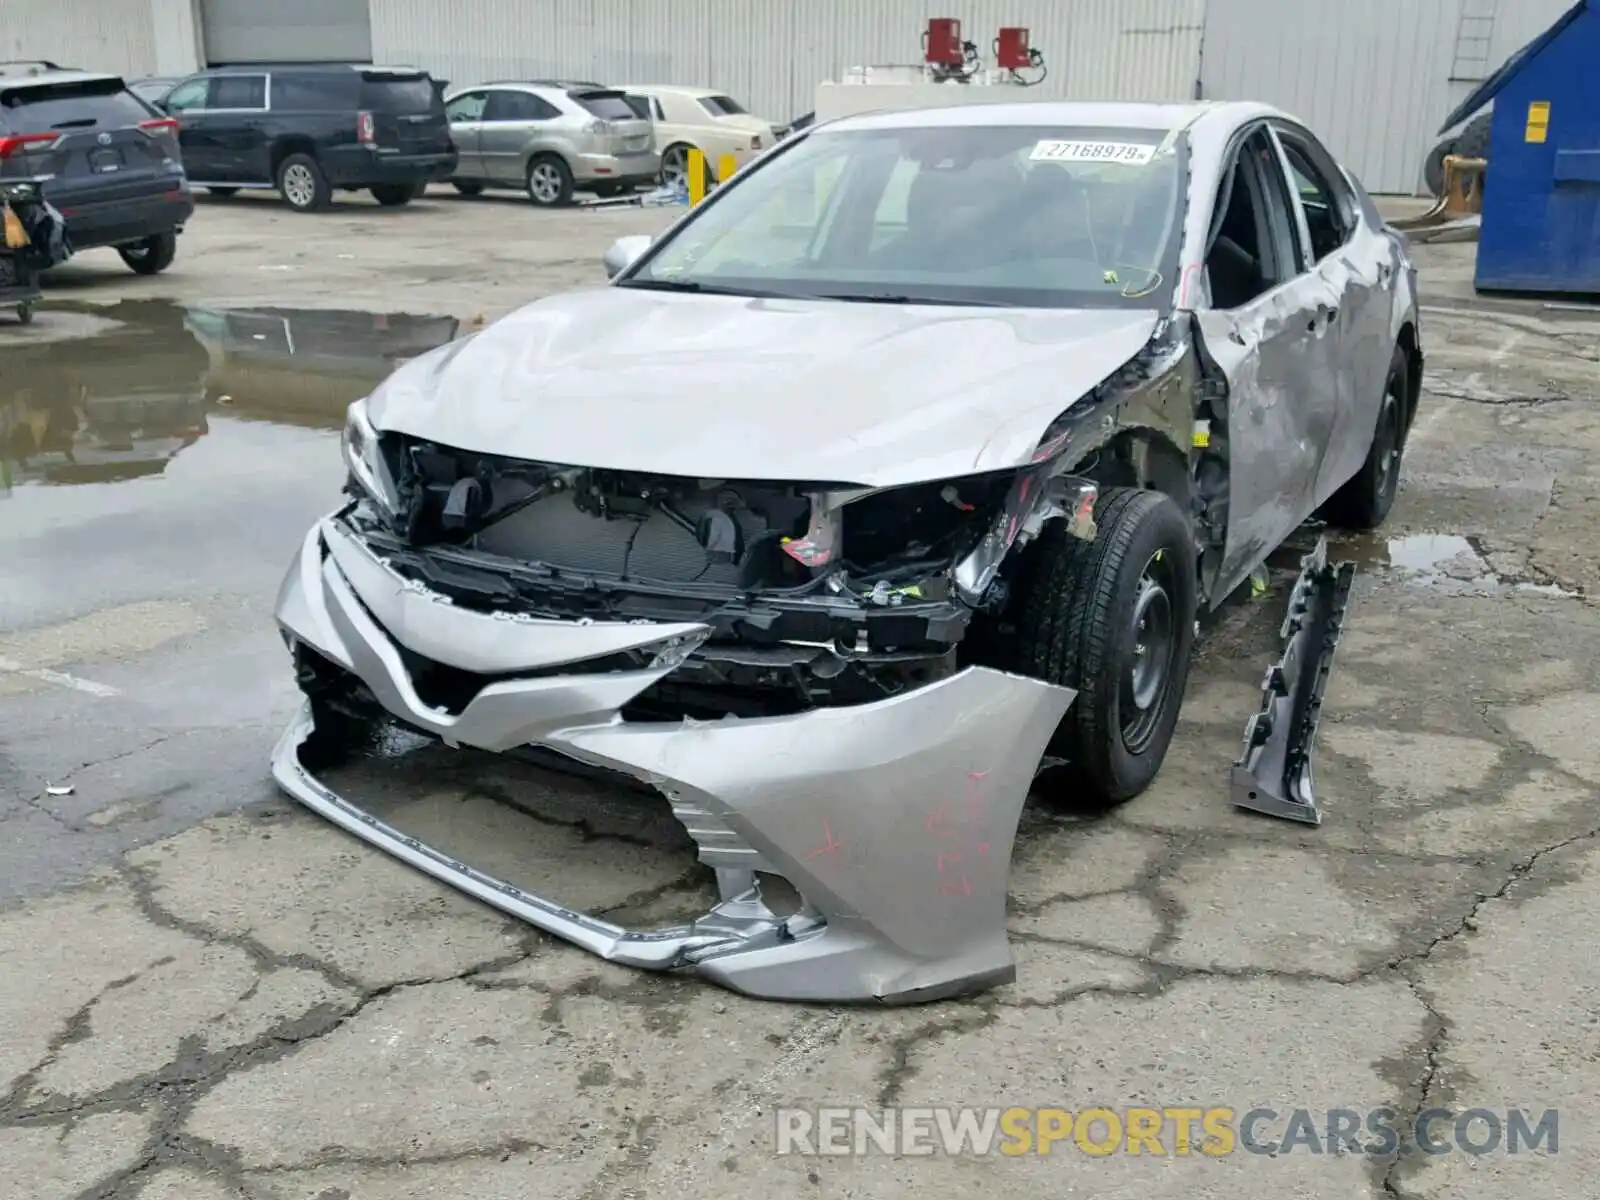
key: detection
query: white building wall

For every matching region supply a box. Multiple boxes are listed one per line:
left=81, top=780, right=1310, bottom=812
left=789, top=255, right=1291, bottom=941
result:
left=0, top=0, right=161, bottom=77
left=1, top=0, right=1580, bottom=192
left=369, top=0, right=1206, bottom=124
left=1200, top=0, right=1579, bottom=194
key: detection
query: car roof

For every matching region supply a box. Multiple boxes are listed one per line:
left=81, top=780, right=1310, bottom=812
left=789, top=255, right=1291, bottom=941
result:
left=203, top=62, right=428, bottom=76
left=616, top=84, right=723, bottom=98
left=0, top=68, right=125, bottom=91
left=474, top=80, right=603, bottom=91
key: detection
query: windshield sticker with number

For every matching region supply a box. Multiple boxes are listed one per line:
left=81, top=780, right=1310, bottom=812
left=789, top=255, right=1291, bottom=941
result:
left=1030, top=140, right=1156, bottom=165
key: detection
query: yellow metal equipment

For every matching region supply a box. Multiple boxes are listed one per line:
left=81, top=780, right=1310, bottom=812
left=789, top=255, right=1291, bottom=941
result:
left=1391, top=155, right=1485, bottom=232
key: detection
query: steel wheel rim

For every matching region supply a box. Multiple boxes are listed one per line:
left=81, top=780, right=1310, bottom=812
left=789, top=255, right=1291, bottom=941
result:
left=123, top=241, right=149, bottom=260
left=1121, top=551, right=1178, bottom=754
left=1374, top=386, right=1402, bottom=499
left=661, top=146, right=687, bottom=187
left=282, top=164, right=315, bottom=208
left=528, top=163, right=561, bottom=203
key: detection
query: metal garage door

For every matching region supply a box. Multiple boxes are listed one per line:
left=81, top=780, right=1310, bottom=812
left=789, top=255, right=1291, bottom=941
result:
left=200, top=0, right=373, bottom=66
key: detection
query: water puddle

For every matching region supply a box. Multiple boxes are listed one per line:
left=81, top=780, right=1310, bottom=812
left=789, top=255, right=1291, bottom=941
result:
left=1279, top=530, right=1580, bottom=598
left=2, top=300, right=460, bottom=490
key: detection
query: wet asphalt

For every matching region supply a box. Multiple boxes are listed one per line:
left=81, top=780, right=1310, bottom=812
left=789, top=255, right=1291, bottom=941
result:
left=1, top=300, right=464, bottom=895
left=2, top=192, right=1599, bottom=1200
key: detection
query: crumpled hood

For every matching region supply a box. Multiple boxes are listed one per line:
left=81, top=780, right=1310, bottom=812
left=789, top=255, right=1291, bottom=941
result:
left=365, top=288, right=1161, bottom=489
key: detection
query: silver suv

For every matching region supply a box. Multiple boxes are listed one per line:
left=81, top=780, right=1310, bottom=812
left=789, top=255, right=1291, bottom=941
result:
left=442, top=82, right=658, bottom=206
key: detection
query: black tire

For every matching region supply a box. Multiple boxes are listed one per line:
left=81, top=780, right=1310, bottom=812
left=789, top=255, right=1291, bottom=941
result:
left=276, top=152, right=331, bottom=212
left=15, top=300, right=34, bottom=325
left=208, top=186, right=239, bottom=198
left=525, top=155, right=573, bottom=207
left=1423, top=139, right=1450, bottom=198
left=1324, top=344, right=1410, bottom=530
left=453, top=181, right=484, bottom=196
left=118, top=231, right=177, bottom=275
left=1454, top=111, right=1492, bottom=160
left=370, top=183, right=417, bottom=207
left=1012, top=487, right=1198, bottom=806
left=297, top=696, right=382, bottom=773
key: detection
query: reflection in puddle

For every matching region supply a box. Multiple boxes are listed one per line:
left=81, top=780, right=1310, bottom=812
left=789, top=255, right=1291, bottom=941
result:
left=2, top=300, right=459, bottom=491
left=1329, top=531, right=1578, bottom=598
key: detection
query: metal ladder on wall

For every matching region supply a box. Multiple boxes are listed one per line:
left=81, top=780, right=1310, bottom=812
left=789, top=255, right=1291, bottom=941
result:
left=1448, top=0, right=1499, bottom=82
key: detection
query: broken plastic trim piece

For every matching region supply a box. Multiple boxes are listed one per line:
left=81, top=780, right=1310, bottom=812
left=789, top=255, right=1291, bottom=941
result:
left=1230, top=536, right=1355, bottom=825
left=951, top=472, right=1098, bottom=605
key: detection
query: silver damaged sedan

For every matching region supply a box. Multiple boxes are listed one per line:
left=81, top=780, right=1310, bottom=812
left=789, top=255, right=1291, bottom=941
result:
left=272, top=100, right=1422, bottom=1004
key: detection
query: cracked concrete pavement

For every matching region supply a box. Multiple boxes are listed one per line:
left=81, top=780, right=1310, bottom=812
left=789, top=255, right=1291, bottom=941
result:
left=2, top=194, right=1598, bottom=1198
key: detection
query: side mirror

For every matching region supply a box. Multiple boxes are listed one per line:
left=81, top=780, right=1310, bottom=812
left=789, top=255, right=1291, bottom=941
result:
left=602, top=234, right=651, bottom=280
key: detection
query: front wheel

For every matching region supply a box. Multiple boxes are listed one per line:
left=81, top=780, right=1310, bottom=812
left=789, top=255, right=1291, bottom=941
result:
left=118, top=231, right=177, bottom=275
left=1012, top=487, right=1198, bottom=806
left=1323, top=344, right=1410, bottom=530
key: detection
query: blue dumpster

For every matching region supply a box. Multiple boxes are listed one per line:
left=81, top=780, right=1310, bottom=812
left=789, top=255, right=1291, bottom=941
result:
left=1437, top=0, right=1600, bottom=293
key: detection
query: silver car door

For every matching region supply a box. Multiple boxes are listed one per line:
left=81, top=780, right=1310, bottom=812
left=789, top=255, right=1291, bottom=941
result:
left=476, top=90, right=522, bottom=184
left=444, top=89, right=488, bottom=178
left=1192, top=125, right=1337, bottom=605
left=481, top=90, right=557, bottom=185
left=1271, top=121, right=1393, bottom=508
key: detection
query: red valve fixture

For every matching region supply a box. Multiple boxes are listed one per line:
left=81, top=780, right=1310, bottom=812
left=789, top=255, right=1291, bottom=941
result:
left=996, top=27, right=1032, bottom=70
left=923, top=18, right=965, bottom=66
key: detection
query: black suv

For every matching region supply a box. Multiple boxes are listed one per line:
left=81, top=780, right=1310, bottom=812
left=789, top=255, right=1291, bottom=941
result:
left=152, top=63, right=456, bottom=212
left=0, top=62, right=194, bottom=274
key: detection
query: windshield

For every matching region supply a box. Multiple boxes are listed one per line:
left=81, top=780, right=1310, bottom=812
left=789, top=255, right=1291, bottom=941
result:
left=573, top=90, right=640, bottom=121
left=359, top=74, right=437, bottom=114
left=0, top=78, right=155, bottom=129
left=622, top=123, right=1185, bottom=309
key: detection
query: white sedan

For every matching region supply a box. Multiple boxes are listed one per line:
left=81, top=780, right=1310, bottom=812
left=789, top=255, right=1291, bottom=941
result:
left=616, top=84, right=778, bottom=185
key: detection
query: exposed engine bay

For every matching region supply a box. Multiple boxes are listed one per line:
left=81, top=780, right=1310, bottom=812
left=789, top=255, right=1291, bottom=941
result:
left=342, top=432, right=1039, bottom=720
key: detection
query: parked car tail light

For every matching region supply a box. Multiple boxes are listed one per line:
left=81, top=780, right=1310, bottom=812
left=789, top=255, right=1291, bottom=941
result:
left=139, top=117, right=179, bottom=134
left=357, top=111, right=375, bottom=144
left=0, top=132, right=59, bottom=158
left=750, top=135, right=762, bottom=149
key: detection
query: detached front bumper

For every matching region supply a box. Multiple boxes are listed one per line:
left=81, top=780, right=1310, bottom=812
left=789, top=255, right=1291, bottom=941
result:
left=271, top=518, right=1075, bottom=1003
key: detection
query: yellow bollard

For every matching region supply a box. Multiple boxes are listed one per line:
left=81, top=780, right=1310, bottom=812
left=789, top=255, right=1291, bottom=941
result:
left=718, top=152, right=738, bottom=183
left=687, top=148, right=707, bottom=207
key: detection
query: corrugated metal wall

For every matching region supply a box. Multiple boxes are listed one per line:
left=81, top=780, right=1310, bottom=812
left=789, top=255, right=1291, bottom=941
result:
left=1200, top=0, right=1578, bottom=193
left=0, top=0, right=159, bottom=78
left=3, top=0, right=1577, bottom=194
left=370, top=0, right=1205, bottom=122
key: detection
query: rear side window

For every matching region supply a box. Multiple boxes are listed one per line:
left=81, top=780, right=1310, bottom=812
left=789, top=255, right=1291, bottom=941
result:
left=571, top=90, right=639, bottom=121
left=271, top=73, right=355, bottom=111
left=0, top=78, right=156, bottom=130
left=210, top=75, right=265, bottom=109
left=482, top=91, right=559, bottom=121
left=619, top=94, right=650, bottom=120
left=360, top=74, right=439, bottom=114
left=699, top=94, right=746, bottom=116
